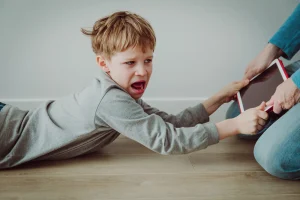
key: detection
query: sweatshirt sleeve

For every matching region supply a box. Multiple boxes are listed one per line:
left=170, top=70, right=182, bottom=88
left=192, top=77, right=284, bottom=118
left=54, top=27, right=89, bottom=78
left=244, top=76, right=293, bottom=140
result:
left=95, top=88, right=219, bottom=155
left=136, top=98, right=210, bottom=128
left=269, top=4, right=300, bottom=88
left=269, top=4, right=300, bottom=60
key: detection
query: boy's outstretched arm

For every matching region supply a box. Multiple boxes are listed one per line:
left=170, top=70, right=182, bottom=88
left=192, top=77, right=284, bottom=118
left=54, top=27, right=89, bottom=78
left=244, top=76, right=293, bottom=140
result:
left=96, top=88, right=219, bottom=155
left=136, top=80, right=249, bottom=128
left=137, top=99, right=210, bottom=128
left=95, top=88, right=267, bottom=155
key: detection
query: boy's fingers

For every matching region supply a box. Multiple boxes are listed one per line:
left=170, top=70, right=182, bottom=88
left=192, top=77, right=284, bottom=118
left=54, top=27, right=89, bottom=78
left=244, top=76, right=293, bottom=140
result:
left=257, top=124, right=263, bottom=131
left=244, top=79, right=250, bottom=85
left=258, top=118, right=266, bottom=126
left=256, top=102, right=263, bottom=109
left=240, top=79, right=249, bottom=87
left=235, top=79, right=249, bottom=90
left=256, top=101, right=266, bottom=111
left=243, top=69, right=249, bottom=78
left=244, top=70, right=254, bottom=80
left=257, top=110, right=269, bottom=120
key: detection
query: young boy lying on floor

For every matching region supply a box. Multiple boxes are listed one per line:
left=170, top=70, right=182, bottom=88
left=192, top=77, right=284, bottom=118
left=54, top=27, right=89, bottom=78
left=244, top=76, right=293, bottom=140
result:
left=0, top=11, right=268, bottom=169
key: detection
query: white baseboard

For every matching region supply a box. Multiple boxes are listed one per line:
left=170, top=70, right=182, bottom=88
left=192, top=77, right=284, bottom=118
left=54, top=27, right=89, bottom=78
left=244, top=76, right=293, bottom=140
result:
left=0, top=98, right=230, bottom=123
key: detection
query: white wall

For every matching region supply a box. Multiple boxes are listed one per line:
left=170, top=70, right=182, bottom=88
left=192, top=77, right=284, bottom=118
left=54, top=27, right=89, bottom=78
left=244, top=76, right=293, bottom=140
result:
left=0, top=0, right=299, bottom=121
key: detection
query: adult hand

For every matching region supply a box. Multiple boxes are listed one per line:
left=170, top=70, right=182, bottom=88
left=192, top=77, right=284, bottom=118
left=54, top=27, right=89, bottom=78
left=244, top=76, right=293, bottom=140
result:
left=266, top=78, right=300, bottom=114
left=244, top=43, right=282, bottom=80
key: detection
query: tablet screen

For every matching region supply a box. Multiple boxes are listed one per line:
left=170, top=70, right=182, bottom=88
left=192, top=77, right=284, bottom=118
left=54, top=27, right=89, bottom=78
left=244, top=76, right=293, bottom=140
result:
left=239, top=63, right=284, bottom=110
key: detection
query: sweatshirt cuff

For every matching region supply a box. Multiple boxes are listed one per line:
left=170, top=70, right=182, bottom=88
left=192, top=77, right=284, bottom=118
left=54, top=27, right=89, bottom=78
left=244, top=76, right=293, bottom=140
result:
left=291, top=69, right=300, bottom=89
left=203, top=122, right=219, bottom=145
left=269, top=30, right=300, bottom=60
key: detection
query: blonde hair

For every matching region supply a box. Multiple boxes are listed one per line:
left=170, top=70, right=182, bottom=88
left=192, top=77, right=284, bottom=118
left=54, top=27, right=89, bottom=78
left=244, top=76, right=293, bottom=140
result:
left=81, top=11, right=156, bottom=59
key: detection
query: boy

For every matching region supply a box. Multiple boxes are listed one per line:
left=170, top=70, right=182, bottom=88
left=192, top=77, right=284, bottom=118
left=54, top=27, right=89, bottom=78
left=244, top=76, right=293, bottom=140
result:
left=0, top=11, right=268, bottom=169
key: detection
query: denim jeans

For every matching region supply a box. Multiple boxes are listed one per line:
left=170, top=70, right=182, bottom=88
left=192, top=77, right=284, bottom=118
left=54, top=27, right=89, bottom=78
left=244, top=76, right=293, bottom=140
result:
left=226, top=60, right=300, bottom=180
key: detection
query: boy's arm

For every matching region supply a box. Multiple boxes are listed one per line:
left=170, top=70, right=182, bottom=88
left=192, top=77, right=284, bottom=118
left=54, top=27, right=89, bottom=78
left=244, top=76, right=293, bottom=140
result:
left=202, top=93, right=224, bottom=116
left=137, top=88, right=226, bottom=128
left=95, top=88, right=220, bottom=155
left=269, top=3, right=300, bottom=88
left=137, top=98, right=210, bottom=128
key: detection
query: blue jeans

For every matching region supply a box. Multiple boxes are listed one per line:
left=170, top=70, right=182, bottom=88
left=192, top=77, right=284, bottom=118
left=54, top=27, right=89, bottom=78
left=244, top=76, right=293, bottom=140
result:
left=226, top=61, right=300, bottom=180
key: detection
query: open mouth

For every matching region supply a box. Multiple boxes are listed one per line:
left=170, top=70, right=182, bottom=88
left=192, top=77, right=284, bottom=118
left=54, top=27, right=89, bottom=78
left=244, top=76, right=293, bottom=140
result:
left=131, top=81, right=146, bottom=94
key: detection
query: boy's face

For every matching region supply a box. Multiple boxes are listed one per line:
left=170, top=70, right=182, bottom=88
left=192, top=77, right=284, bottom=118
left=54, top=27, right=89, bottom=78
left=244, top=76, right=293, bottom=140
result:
left=98, top=46, right=153, bottom=99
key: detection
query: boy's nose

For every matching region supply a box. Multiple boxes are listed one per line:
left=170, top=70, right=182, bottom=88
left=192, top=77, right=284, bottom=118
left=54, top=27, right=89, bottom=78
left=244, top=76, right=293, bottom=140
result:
left=135, top=66, right=147, bottom=76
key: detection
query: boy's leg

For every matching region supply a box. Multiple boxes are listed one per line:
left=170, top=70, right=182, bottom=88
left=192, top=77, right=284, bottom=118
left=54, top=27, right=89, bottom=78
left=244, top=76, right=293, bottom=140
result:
left=254, top=103, right=300, bottom=180
left=225, top=60, right=300, bottom=139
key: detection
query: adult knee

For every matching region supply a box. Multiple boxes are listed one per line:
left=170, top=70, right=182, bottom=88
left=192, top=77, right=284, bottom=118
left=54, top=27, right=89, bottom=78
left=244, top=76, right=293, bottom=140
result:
left=254, top=140, right=299, bottom=180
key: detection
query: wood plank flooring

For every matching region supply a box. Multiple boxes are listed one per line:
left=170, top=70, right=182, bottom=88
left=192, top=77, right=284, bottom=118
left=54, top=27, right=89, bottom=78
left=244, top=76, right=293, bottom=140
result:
left=0, top=136, right=299, bottom=200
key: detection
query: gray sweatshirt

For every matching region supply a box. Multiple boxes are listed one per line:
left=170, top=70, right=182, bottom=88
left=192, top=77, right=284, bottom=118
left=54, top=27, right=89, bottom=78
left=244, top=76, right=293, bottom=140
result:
left=0, top=70, right=219, bottom=169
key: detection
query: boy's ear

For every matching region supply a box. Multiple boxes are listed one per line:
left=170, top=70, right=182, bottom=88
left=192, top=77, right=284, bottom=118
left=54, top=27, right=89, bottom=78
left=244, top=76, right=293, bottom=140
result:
left=96, top=55, right=110, bottom=72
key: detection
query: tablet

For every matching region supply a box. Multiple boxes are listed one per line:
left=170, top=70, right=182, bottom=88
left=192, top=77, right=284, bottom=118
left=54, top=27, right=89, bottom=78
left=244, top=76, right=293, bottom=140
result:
left=237, top=59, right=289, bottom=112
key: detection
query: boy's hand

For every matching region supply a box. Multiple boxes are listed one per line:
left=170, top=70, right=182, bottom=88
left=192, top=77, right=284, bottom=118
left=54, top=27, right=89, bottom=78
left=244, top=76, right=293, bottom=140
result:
left=204, top=79, right=248, bottom=116
left=234, top=102, right=269, bottom=135
left=218, top=79, right=249, bottom=103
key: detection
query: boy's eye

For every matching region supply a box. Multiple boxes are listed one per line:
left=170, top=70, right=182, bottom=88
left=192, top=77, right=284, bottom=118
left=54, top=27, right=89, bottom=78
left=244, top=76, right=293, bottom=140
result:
left=125, top=61, right=135, bottom=65
left=145, top=59, right=152, bottom=63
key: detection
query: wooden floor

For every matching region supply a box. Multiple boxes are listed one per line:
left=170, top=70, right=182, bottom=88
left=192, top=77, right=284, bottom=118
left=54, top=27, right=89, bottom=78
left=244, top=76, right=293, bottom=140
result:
left=0, top=135, right=299, bottom=200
